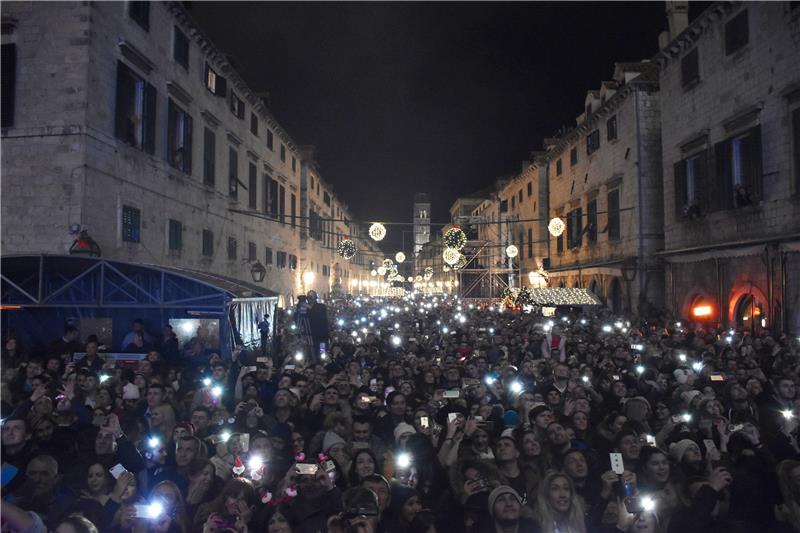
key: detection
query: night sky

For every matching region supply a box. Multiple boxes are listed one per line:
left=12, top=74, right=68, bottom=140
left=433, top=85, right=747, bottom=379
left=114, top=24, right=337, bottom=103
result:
left=190, top=2, right=701, bottom=252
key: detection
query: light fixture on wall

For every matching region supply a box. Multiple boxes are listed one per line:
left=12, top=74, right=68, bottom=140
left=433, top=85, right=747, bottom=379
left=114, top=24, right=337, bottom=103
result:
left=69, top=230, right=101, bottom=257
left=249, top=260, right=267, bottom=283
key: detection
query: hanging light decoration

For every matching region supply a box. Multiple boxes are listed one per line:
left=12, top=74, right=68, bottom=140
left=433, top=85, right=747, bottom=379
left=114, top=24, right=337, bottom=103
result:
left=423, top=267, right=433, bottom=280
left=443, top=226, right=467, bottom=251
left=395, top=252, right=406, bottom=263
left=415, top=275, right=423, bottom=282
left=548, top=217, right=566, bottom=237
left=337, top=238, right=356, bottom=260
left=370, top=269, right=377, bottom=277
left=382, top=259, right=393, bottom=270
left=443, top=265, right=450, bottom=272
left=377, top=266, right=387, bottom=276
left=443, top=247, right=461, bottom=265
left=506, top=244, right=519, bottom=258
left=407, top=276, right=414, bottom=282
left=454, top=254, right=468, bottom=270
left=369, top=223, right=386, bottom=241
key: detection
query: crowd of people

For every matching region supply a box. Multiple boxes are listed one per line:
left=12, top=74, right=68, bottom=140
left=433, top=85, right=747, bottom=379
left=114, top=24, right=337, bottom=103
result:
left=2, top=291, right=800, bottom=533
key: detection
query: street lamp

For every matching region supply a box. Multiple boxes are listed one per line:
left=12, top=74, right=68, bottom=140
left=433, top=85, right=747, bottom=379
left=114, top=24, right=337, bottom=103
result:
left=69, top=230, right=101, bottom=257
left=249, top=260, right=267, bottom=283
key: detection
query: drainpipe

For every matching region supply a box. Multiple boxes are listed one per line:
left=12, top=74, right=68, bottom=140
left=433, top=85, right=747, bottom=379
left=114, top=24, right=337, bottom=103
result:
left=634, top=89, right=645, bottom=314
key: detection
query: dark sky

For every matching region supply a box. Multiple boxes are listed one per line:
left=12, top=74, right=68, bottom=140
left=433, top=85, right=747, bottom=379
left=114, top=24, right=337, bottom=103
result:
left=190, top=2, right=692, bottom=251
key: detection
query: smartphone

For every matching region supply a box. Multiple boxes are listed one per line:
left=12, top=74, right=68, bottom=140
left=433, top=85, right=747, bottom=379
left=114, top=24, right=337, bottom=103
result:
left=133, top=504, right=163, bottom=520
left=352, top=441, right=370, bottom=450
left=474, top=416, right=484, bottom=423
left=285, top=364, right=296, bottom=371
left=420, top=416, right=429, bottom=429
left=296, top=463, right=319, bottom=475
left=730, top=423, right=744, bottom=432
left=443, top=390, right=460, bottom=399
left=256, top=357, right=269, bottom=363
left=612, top=374, right=621, bottom=381
left=710, top=374, right=725, bottom=382
left=109, top=464, right=126, bottom=479
left=448, top=413, right=458, bottom=424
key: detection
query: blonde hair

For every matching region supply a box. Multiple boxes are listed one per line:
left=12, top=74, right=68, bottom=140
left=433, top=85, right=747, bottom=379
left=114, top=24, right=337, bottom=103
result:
left=535, top=471, right=586, bottom=533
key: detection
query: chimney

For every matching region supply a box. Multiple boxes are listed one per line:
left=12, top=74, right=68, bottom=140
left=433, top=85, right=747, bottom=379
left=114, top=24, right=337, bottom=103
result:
left=666, top=1, right=689, bottom=39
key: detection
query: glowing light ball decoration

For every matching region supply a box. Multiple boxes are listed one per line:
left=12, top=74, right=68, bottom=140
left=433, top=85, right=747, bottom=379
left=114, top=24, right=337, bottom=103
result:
left=377, top=266, right=387, bottom=276
left=505, top=244, right=519, bottom=258
left=423, top=267, right=433, bottom=281
left=548, top=217, right=566, bottom=237
left=370, top=269, right=377, bottom=277
left=455, top=254, right=468, bottom=270
left=443, top=247, right=461, bottom=266
left=369, top=223, right=387, bottom=241
left=407, top=276, right=414, bottom=282
left=395, top=252, right=406, bottom=263
left=382, top=259, right=393, bottom=270
left=415, top=275, right=423, bottom=282
left=337, top=239, right=356, bottom=260
left=443, top=226, right=467, bottom=251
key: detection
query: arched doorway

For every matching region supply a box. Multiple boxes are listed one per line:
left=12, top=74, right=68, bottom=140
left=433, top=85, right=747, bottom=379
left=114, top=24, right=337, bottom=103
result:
left=558, top=280, right=566, bottom=288
left=589, top=279, right=598, bottom=296
left=609, top=278, right=622, bottom=314
left=733, top=293, right=767, bottom=334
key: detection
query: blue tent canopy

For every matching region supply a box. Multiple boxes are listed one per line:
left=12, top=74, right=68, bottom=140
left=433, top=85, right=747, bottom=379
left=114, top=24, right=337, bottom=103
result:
left=1, top=255, right=278, bottom=357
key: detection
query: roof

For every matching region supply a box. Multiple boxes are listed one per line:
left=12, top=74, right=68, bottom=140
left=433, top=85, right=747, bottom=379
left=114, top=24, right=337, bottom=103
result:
left=527, top=288, right=602, bottom=306
left=154, top=264, right=279, bottom=298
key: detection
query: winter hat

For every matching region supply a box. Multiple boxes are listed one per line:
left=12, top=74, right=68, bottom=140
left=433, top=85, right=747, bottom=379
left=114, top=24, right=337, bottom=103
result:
left=122, top=383, right=140, bottom=400
left=529, top=404, right=552, bottom=420
left=669, top=439, right=698, bottom=463
left=322, top=431, right=346, bottom=453
left=487, top=485, right=522, bottom=516
left=393, top=422, right=416, bottom=443
left=673, top=369, right=689, bottom=384
left=503, top=410, right=520, bottom=427
left=681, top=390, right=702, bottom=405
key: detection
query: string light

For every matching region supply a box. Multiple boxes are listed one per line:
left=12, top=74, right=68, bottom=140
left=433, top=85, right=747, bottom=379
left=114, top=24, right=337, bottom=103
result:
left=369, top=223, right=387, bottom=241
left=548, top=217, right=566, bottom=237
left=337, top=239, right=356, bottom=260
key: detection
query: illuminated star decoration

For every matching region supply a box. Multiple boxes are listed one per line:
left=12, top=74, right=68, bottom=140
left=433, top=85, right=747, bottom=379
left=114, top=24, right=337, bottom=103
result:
left=548, top=217, right=565, bottom=237
left=369, top=223, right=386, bottom=241
left=443, top=247, right=461, bottom=265
left=337, top=238, right=356, bottom=260
left=444, top=226, right=467, bottom=250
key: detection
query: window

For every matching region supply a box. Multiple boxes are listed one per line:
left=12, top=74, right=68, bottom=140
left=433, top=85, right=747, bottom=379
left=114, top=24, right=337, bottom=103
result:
left=264, top=177, right=279, bottom=218
left=173, top=27, right=189, bottom=69
left=248, top=162, right=257, bottom=209
left=276, top=251, right=287, bottom=269
left=248, top=242, right=257, bottom=262
left=713, top=125, right=762, bottom=209
left=265, top=247, right=273, bottom=265
left=291, top=194, right=297, bottom=227
left=227, top=237, right=237, bottom=260
left=289, top=255, right=297, bottom=270
left=587, top=130, right=600, bottom=155
left=527, top=181, right=533, bottom=197
left=230, top=92, right=244, bottom=119
left=518, top=190, right=523, bottom=203
left=128, top=1, right=149, bottom=30
left=280, top=144, right=286, bottom=162
left=556, top=159, right=563, bottom=176
left=292, top=156, right=296, bottom=173
left=570, top=147, right=578, bottom=166
left=309, top=211, right=323, bottom=240
left=202, top=229, right=214, bottom=256
left=279, top=185, right=286, bottom=223
left=607, top=115, right=618, bottom=141
left=167, top=99, right=192, bottom=173
left=250, top=113, right=258, bottom=136
left=725, top=10, right=749, bottom=56
left=607, top=190, right=620, bottom=241
left=168, top=219, right=182, bottom=251
left=587, top=199, right=597, bottom=245
left=115, top=62, right=156, bottom=154
left=121, top=206, right=141, bottom=243
left=556, top=231, right=564, bottom=254
left=681, top=48, right=699, bottom=88
left=322, top=265, right=329, bottom=277
left=674, top=151, right=709, bottom=217
left=203, top=128, right=215, bottom=187
left=527, top=228, right=533, bottom=258
left=228, top=148, right=238, bottom=199
left=566, top=208, right=583, bottom=249
left=204, top=63, right=226, bottom=96
left=500, top=199, right=508, bottom=213
left=323, top=192, right=331, bottom=206
left=310, top=176, right=315, bottom=189
left=511, top=196, right=516, bottom=209
left=266, top=129, right=274, bottom=150
left=1, top=44, right=16, bottom=128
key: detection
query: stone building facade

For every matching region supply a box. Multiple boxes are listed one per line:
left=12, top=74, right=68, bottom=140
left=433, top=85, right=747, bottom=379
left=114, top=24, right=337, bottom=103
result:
left=542, top=62, right=665, bottom=314
left=0, top=2, right=372, bottom=304
left=656, top=1, right=800, bottom=333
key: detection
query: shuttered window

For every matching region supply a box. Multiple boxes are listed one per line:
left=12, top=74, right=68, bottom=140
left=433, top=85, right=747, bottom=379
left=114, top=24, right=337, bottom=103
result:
left=115, top=62, right=156, bottom=154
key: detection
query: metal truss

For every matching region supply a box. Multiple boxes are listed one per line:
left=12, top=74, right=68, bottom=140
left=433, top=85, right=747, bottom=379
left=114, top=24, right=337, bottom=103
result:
left=456, top=240, right=518, bottom=301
